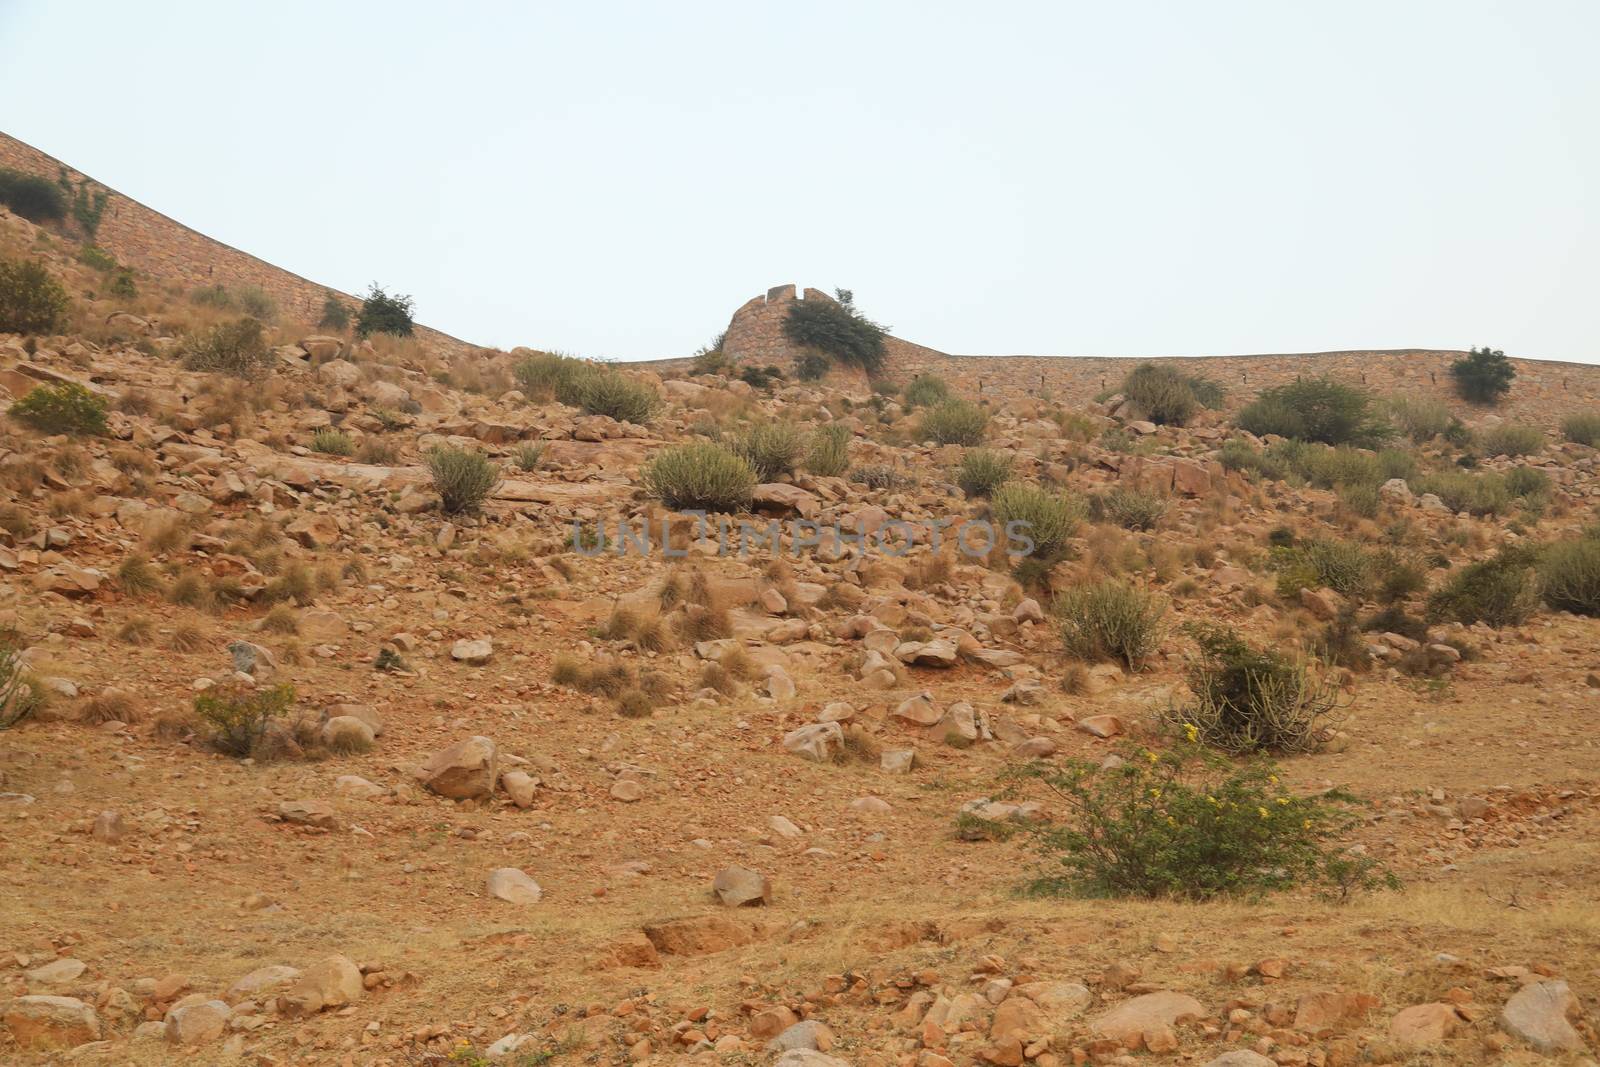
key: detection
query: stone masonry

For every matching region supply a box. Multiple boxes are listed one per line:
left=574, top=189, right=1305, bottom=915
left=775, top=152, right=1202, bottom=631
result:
left=0, top=130, right=470, bottom=356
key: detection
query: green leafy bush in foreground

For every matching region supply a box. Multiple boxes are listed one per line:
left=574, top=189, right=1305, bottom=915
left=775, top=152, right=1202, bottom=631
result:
left=1427, top=548, right=1541, bottom=627
left=1006, top=742, right=1395, bottom=900
left=1054, top=579, right=1166, bottom=669
left=0, top=256, right=70, bottom=334
left=920, top=398, right=989, bottom=445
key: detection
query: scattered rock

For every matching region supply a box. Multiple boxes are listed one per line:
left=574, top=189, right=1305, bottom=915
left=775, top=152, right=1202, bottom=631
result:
left=487, top=867, right=544, bottom=905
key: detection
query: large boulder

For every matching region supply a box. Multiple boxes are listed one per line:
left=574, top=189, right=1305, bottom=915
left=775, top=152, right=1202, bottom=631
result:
left=712, top=865, right=771, bottom=907
left=1500, top=980, right=1585, bottom=1054
left=414, top=736, right=498, bottom=799
left=2, top=995, right=101, bottom=1048
left=279, top=955, right=363, bottom=1016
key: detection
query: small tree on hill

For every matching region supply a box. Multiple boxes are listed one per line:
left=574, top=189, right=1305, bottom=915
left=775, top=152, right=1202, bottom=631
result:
left=782, top=288, right=888, bottom=374
left=356, top=283, right=415, bottom=338
left=1451, top=347, right=1514, bottom=405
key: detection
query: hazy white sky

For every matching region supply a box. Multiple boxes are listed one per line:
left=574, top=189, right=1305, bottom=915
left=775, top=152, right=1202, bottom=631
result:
left=3, top=2, right=1597, bottom=363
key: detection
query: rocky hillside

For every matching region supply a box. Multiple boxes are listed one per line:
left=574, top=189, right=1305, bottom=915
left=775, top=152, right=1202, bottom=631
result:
left=2, top=193, right=1599, bottom=1067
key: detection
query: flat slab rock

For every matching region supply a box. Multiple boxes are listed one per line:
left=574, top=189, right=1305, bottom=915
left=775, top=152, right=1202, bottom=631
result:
left=1092, top=990, right=1205, bottom=1039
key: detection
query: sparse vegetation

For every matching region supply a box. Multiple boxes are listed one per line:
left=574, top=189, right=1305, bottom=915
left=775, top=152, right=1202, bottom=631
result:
left=8, top=381, right=108, bottom=436
left=642, top=441, right=756, bottom=513
left=956, top=448, right=1013, bottom=499
left=1561, top=413, right=1600, bottom=447
left=903, top=373, right=951, bottom=409
left=1387, top=395, right=1452, bottom=443
left=1095, top=486, right=1167, bottom=530
left=1170, top=624, right=1338, bottom=753
left=425, top=446, right=500, bottom=514
left=805, top=424, right=852, bottom=477
left=0, top=256, right=71, bottom=334
left=179, top=317, right=274, bottom=379
left=1427, top=547, right=1541, bottom=626
left=511, top=442, right=545, bottom=471
left=1478, top=423, right=1543, bottom=458
left=1537, top=538, right=1600, bottom=617
left=1237, top=376, right=1389, bottom=447
left=194, top=683, right=295, bottom=758
left=1012, top=744, right=1393, bottom=900
left=992, top=483, right=1085, bottom=561
left=1117, top=363, right=1222, bottom=426
left=1451, top=346, right=1515, bottom=405
left=733, top=422, right=805, bottom=481
left=919, top=399, right=988, bottom=446
left=1054, top=580, right=1166, bottom=669
left=781, top=288, right=888, bottom=374
left=318, top=292, right=351, bottom=331
left=311, top=428, right=354, bottom=456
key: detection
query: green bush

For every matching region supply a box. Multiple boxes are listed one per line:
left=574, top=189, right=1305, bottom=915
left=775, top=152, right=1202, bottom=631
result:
left=1387, top=395, right=1453, bottom=443
left=0, top=257, right=70, bottom=334
left=1503, top=465, right=1551, bottom=501
left=78, top=245, right=117, bottom=272
left=733, top=422, right=805, bottom=481
left=311, top=428, right=354, bottom=456
left=192, top=284, right=234, bottom=309
left=781, top=288, right=887, bottom=374
left=1411, top=470, right=1510, bottom=516
left=1118, top=363, right=1221, bottom=426
left=1054, top=580, right=1166, bottom=669
left=920, top=399, right=988, bottom=445
left=180, top=317, right=274, bottom=379
left=1477, top=423, right=1543, bottom=457
left=1169, top=624, right=1338, bottom=753
left=903, top=373, right=950, bottom=409
left=739, top=364, right=784, bottom=390
left=8, top=381, right=108, bottom=436
left=514, top=351, right=588, bottom=400
left=1538, top=539, right=1600, bottom=617
left=511, top=442, right=545, bottom=471
left=1336, top=481, right=1379, bottom=518
left=642, top=441, right=756, bottom=513
left=1272, top=538, right=1373, bottom=598
left=956, top=448, right=1013, bottom=499
left=993, top=483, right=1085, bottom=561
left=1096, top=486, right=1167, bottom=530
left=1561, top=413, right=1600, bottom=447
left=805, top=424, right=852, bottom=477
left=237, top=286, right=277, bottom=321
left=1451, top=347, right=1515, bottom=405
left=0, top=169, right=67, bottom=223
left=318, top=292, right=351, bottom=331
left=1237, top=376, right=1389, bottom=446
left=1011, top=743, right=1393, bottom=900
left=1427, top=548, right=1541, bottom=626
left=560, top=366, right=659, bottom=424
left=794, top=351, right=831, bottom=381
left=195, top=683, right=295, bottom=757
left=425, top=446, right=500, bottom=514
left=356, top=283, right=414, bottom=338
left=851, top=464, right=914, bottom=491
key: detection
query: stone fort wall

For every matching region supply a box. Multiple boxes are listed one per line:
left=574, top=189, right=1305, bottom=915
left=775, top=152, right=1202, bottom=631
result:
left=0, top=130, right=470, bottom=355
left=712, top=282, right=1600, bottom=426
left=721, top=284, right=947, bottom=370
